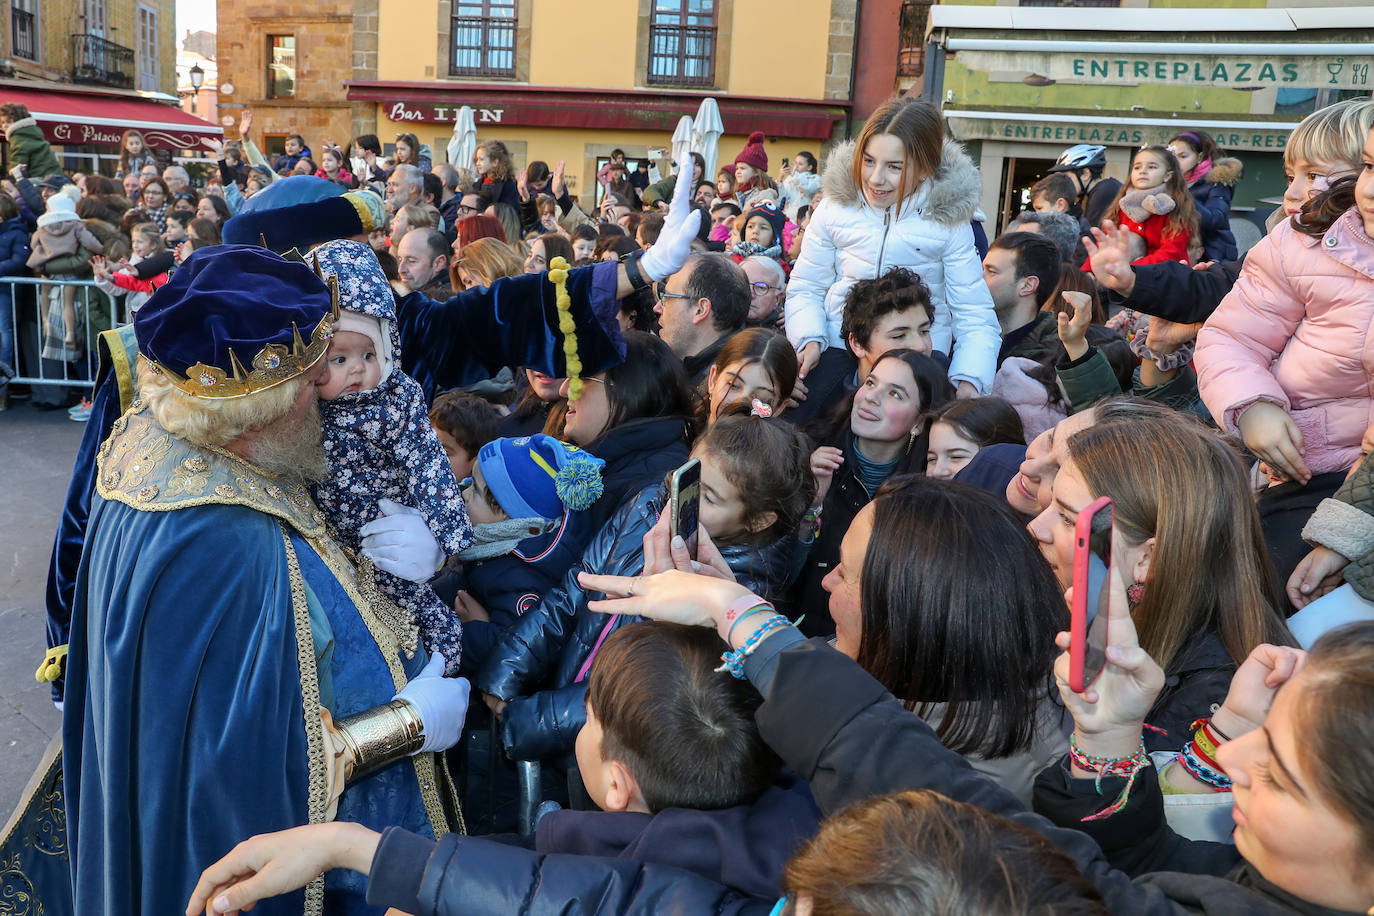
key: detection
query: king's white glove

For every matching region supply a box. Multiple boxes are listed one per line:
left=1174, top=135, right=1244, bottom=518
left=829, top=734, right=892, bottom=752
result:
left=359, top=498, right=444, bottom=583
left=396, top=653, right=468, bottom=753
left=638, top=159, right=703, bottom=282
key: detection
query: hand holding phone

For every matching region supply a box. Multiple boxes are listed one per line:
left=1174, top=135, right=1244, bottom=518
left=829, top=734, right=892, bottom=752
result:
left=1069, top=496, right=1113, bottom=693
left=668, top=458, right=701, bottom=561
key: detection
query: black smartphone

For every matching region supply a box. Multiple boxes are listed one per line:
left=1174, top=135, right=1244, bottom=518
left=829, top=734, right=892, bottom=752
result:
left=782, top=157, right=790, bottom=168
left=668, top=458, right=701, bottom=561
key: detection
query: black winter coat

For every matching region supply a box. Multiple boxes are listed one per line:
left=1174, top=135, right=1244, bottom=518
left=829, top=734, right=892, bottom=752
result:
left=582, top=415, right=691, bottom=534
left=1110, top=258, right=1242, bottom=324
left=791, top=430, right=920, bottom=637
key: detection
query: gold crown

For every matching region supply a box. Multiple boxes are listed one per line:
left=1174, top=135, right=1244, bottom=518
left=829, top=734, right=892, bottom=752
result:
left=151, top=259, right=341, bottom=400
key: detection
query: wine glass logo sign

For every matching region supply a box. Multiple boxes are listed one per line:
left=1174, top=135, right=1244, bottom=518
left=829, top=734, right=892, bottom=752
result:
left=1327, top=58, right=1344, bottom=85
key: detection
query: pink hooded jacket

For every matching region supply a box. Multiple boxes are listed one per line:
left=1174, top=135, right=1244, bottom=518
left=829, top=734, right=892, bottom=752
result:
left=1195, top=209, right=1374, bottom=476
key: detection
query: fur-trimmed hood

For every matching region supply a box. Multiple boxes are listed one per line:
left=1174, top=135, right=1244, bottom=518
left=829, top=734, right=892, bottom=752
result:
left=3, top=117, right=37, bottom=139
left=820, top=138, right=982, bottom=227
left=1199, top=156, right=1243, bottom=188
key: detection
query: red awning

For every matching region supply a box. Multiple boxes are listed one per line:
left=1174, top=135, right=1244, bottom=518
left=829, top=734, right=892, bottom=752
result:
left=0, top=85, right=220, bottom=150
left=346, top=81, right=848, bottom=140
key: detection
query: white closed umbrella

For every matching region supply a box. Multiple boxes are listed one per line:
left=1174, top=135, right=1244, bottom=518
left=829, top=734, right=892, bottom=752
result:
left=671, top=115, right=694, bottom=179
left=447, top=106, right=477, bottom=169
left=692, top=97, right=724, bottom=184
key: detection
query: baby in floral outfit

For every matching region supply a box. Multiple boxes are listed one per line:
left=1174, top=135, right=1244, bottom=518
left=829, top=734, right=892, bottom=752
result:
left=309, top=239, right=472, bottom=675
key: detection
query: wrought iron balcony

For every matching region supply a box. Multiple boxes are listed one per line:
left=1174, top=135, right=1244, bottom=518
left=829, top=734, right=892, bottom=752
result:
left=71, top=33, right=135, bottom=90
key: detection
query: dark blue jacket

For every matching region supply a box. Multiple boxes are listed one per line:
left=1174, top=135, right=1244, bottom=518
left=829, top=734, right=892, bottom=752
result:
left=434, top=509, right=597, bottom=677
left=534, top=773, right=821, bottom=900
left=0, top=216, right=31, bottom=282
left=479, top=483, right=796, bottom=762
left=1188, top=157, right=1242, bottom=262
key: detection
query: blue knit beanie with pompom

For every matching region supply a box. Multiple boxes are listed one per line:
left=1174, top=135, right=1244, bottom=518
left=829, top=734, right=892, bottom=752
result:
left=478, top=435, right=605, bottom=520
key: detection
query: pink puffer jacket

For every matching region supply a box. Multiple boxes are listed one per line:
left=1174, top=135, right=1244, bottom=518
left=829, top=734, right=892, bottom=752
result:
left=1195, top=209, right=1374, bottom=476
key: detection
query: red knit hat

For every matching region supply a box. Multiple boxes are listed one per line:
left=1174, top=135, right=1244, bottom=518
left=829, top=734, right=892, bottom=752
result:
left=733, top=131, right=768, bottom=173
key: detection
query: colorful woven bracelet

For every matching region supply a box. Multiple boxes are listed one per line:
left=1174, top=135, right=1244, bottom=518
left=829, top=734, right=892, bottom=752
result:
left=716, top=615, right=791, bottom=679
left=1069, top=733, right=1153, bottom=821
left=1177, top=741, right=1233, bottom=791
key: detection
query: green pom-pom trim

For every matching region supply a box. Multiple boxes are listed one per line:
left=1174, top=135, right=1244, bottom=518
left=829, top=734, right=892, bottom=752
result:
left=555, top=457, right=605, bottom=512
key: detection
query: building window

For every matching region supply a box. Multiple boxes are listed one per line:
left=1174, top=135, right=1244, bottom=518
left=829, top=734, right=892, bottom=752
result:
left=12, top=0, right=37, bottom=61
left=137, top=6, right=158, bottom=90
left=449, top=0, right=517, bottom=78
left=898, top=1, right=933, bottom=77
left=267, top=34, right=296, bottom=98
left=84, top=0, right=107, bottom=36
left=647, top=0, right=716, bottom=88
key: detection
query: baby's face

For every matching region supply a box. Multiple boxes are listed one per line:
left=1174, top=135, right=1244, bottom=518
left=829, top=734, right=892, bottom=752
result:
left=316, top=329, right=380, bottom=400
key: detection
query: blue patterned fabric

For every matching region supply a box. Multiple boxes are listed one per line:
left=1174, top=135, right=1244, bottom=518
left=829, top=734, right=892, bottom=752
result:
left=309, top=240, right=473, bottom=675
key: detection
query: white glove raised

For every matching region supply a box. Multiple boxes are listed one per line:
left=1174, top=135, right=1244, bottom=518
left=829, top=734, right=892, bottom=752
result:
left=638, top=158, right=704, bottom=283
left=396, top=652, right=469, bottom=753
left=359, top=498, right=445, bottom=583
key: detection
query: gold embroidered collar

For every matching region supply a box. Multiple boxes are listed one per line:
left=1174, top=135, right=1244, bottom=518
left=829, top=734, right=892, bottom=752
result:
left=95, top=402, right=327, bottom=538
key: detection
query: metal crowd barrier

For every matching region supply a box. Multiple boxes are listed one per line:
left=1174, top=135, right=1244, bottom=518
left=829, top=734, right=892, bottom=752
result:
left=1, top=276, right=123, bottom=392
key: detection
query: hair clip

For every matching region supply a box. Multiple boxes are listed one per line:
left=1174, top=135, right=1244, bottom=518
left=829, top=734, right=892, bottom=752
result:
left=750, top=398, right=772, bottom=418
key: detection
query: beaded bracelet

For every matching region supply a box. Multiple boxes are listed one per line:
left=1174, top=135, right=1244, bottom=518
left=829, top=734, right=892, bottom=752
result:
left=1069, top=733, right=1153, bottom=821
left=716, top=615, right=791, bottom=679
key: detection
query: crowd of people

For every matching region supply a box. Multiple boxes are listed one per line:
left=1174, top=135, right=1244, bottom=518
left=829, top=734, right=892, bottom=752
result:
left=5, top=87, right=1374, bottom=916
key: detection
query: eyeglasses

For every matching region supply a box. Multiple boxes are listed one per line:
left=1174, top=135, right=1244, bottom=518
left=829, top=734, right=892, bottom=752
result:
left=457, top=204, right=480, bottom=215
left=750, top=282, right=781, bottom=297
left=655, top=285, right=693, bottom=305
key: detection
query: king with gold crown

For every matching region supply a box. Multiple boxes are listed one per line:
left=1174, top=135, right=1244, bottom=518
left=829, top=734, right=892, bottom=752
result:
left=35, top=245, right=470, bottom=916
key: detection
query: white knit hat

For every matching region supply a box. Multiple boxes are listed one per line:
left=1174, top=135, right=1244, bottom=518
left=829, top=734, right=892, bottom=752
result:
left=36, top=193, right=80, bottom=227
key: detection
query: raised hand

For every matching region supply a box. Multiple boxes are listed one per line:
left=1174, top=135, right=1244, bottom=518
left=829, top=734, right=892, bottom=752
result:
left=1214, top=644, right=1307, bottom=738
left=1054, top=553, right=1165, bottom=759
left=640, top=508, right=736, bottom=581
left=809, top=446, right=843, bottom=508
left=1056, top=290, right=1094, bottom=362
left=1083, top=221, right=1138, bottom=296
left=637, top=159, right=704, bottom=282
left=551, top=159, right=566, bottom=197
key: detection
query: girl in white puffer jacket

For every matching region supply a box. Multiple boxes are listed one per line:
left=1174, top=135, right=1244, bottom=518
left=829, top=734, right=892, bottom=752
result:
left=786, top=97, right=1000, bottom=396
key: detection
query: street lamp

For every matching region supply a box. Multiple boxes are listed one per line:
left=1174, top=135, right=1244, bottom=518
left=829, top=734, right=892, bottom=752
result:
left=189, top=62, right=204, bottom=115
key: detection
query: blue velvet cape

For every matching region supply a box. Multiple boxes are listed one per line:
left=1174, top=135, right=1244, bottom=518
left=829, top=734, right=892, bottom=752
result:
left=58, top=409, right=447, bottom=915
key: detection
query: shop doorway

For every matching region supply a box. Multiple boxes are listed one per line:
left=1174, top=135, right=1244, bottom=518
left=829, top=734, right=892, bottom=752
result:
left=996, top=155, right=1060, bottom=234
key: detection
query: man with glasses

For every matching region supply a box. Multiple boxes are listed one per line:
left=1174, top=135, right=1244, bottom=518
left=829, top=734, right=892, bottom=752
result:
left=741, top=255, right=786, bottom=330
left=653, top=251, right=751, bottom=386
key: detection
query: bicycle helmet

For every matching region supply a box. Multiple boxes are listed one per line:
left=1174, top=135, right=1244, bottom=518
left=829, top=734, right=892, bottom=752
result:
left=1048, top=144, right=1107, bottom=173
